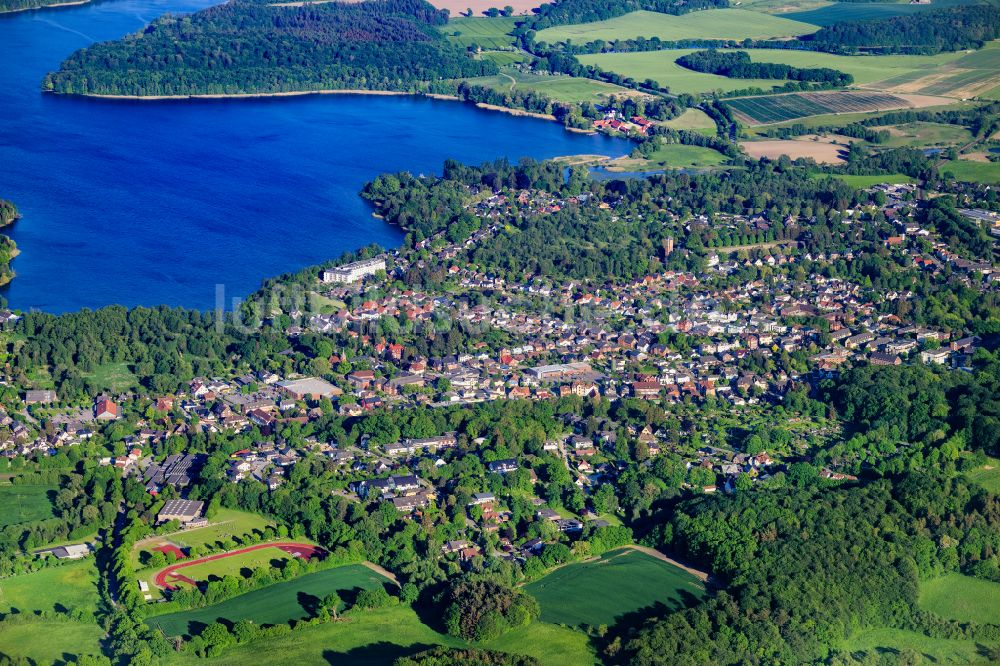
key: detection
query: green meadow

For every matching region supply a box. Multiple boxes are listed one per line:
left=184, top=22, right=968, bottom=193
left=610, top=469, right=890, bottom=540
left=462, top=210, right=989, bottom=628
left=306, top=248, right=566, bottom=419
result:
left=941, top=160, right=1000, bottom=184
left=578, top=50, right=782, bottom=95
left=0, top=484, right=56, bottom=528
left=536, top=9, right=818, bottom=45
left=841, top=627, right=997, bottom=664
left=161, top=604, right=597, bottom=666
left=523, top=548, right=706, bottom=627
left=0, top=558, right=100, bottom=615
left=148, top=564, right=392, bottom=637
left=919, top=574, right=1000, bottom=625
left=608, top=144, right=729, bottom=172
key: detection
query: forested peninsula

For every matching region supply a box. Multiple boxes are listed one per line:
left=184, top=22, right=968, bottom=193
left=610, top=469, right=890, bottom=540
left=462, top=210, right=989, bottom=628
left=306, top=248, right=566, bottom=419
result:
left=43, top=0, right=497, bottom=96
left=0, top=199, right=21, bottom=286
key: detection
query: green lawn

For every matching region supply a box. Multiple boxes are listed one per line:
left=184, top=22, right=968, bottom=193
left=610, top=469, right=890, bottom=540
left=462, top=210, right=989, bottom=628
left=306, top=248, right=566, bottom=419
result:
left=81, top=362, right=138, bottom=392
left=0, top=558, right=101, bottom=616
left=524, top=548, right=706, bottom=627
left=841, top=627, right=997, bottom=664
left=608, top=144, right=729, bottom=172
left=919, top=574, right=1000, bottom=625
left=160, top=604, right=596, bottom=666
left=443, top=17, right=518, bottom=49
left=0, top=618, right=106, bottom=664
left=166, top=546, right=294, bottom=584
left=536, top=9, right=817, bottom=45
left=0, top=484, right=55, bottom=528
left=964, top=456, right=1000, bottom=493
left=148, top=564, right=392, bottom=637
left=941, top=159, right=1000, bottom=184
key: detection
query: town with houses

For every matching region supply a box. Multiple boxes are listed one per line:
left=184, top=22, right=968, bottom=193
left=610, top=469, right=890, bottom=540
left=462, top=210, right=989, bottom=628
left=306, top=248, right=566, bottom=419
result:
left=2, top=177, right=996, bottom=546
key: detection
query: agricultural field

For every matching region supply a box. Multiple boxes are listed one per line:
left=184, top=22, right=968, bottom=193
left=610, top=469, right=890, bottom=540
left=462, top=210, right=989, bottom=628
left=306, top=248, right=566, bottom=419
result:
left=0, top=484, right=55, bottom=528
left=784, top=0, right=947, bottom=26
left=725, top=91, right=915, bottom=125
left=840, top=627, right=997, bottom=664
left=442, top=17, right=517, bottom=49
left=0, top=558, right=100, bottom=615
left=741, top=49, right=965, bottom=87
left=871, top=42, right=1000, bottom=99
left=919, top=574, right=1000, bottom=625
left=882, top=121, right=974, bottom=148
left=523, top=547, right=706, bottom=627
left=535, top=9, right=818, bottom=45
left=940, top=159, right=1000, bottom=184
left=161, top=604, right=597, bottom=666
left=742, top=137, right=849, bottom=163
left=148, top=564, right=393, bottom=637
left=606, top=144, right=729, bottom=171
left=428, top=0, right=543, bottom=17
left=577, top=50, right=785, bottom=96
left=661, top=108, right=717, bottom=133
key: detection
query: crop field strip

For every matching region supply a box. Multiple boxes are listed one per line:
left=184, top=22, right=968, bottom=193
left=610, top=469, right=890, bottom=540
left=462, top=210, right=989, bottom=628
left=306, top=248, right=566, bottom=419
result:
left=726, top=92, right=909, bottom=125
left=443, top=17, right=517, bottom=49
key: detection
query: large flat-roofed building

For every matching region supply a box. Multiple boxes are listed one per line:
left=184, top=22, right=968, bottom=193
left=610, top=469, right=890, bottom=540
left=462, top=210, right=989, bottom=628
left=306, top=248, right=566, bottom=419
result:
left=278, top=377, right=343, bottom=400
left=525, top=361, right=593, bottom=382
left=157, top=499, right=205, bottom=524
left=321, top=258, right=386, bottom=284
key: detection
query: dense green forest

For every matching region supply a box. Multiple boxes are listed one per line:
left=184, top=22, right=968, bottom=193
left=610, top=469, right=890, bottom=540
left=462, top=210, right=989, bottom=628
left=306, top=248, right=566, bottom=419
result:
left=44, top=0, right=496, bottom=96
left=625, top=473, right=1000, bottom=664
left=523, top=0, right=729, bottom=32
left=675, top=49, right=853, bottom=86
left=806, top=4, right=1000, bottom=54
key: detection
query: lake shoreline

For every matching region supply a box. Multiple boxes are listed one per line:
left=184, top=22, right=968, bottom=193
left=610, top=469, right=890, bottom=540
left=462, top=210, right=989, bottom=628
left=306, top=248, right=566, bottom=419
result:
left=70, top=89, right=599, bottom=135
left=0, top=0, right=88, bottom=14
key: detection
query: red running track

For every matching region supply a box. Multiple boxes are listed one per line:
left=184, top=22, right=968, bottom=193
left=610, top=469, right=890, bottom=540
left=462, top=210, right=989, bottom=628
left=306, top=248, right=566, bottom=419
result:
left=152, top=542, right=326, bottom=590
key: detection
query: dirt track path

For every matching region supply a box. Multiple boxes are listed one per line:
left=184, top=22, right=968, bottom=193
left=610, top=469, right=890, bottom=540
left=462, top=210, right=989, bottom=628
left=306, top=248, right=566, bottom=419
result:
left=623, top=544, right=710, bottom=582
left=152, top=541, right=325, bottom=589
left=361, top=561, right=400, bottom=586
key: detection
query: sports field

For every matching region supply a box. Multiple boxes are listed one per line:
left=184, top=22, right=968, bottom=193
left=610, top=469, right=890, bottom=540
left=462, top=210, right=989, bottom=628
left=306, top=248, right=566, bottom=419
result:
left=0, top=558, right=100, bottom=615
left=152, top=542, right=323, bottom=589
left=577, top=50, right=784, bottom=96
left=134, top=508, right=273, bottom=567
left=919, top=574, right=1000, bottom=625
left=523, top=547, right=706, bottom=627
left=443, top=17, right=517, bottom=49
left=148, top=564, right=392, bottom=637
left=535, top=9, right=818, bottom=45
left=0, top=484, right=55, bottom=528
left=725, top=91, right=912, bottom=125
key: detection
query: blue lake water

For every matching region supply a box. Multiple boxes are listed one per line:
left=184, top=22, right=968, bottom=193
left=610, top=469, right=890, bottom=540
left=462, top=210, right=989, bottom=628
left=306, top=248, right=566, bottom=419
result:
left=0, top=0, right=629, bottom=312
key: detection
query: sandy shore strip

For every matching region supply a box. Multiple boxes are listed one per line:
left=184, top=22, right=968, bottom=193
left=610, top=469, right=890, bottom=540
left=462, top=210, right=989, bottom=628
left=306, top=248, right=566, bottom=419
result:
left=0, top=0, right=87, bottom=14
